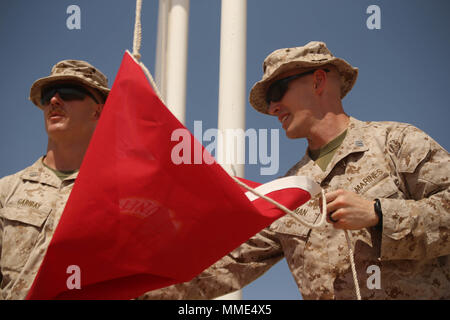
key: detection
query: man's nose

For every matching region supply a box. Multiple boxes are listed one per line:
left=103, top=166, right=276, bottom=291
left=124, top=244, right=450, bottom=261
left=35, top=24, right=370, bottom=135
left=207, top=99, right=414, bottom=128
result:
left=49, top=93, right=63, bottom=106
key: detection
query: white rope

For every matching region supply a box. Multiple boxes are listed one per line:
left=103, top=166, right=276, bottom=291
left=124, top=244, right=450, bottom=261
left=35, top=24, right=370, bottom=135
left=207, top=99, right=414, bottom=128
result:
left=133, top=0, right=143, bottom=60
left=129, top=0, right=361, bottom=300
left=344, top=230, right=361, bottom=300
left=139, top=60, right=165, bottom=104
left=129, top=0, right=164, bottom=103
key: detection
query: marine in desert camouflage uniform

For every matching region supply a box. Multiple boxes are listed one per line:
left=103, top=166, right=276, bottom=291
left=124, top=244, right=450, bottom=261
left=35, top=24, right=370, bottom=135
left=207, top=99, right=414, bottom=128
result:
left=0, top=60, right=109, bottom=299
left=142, top=41, right=449, bottom=300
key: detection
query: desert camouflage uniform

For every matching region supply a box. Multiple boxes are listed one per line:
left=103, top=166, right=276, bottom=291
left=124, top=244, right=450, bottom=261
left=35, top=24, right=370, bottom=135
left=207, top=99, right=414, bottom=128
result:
left=0, top=157, right=77, bottom=299
left=141, top=117, right=450, bottom=300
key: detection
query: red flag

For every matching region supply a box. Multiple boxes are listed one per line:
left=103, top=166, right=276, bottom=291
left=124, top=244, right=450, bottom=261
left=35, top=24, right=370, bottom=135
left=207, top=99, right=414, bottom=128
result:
left=26, top=52, right=319, bottom=300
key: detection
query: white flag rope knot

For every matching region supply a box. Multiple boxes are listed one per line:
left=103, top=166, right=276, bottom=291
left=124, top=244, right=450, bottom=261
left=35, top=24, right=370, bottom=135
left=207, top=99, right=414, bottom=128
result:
left=130, top=0, right=361, bottom=300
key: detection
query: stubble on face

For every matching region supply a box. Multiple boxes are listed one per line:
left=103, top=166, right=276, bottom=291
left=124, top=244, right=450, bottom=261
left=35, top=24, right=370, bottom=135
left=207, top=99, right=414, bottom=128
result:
left=273, top=78, right=317, bottom=139
left=44, top=95, right=100, bottom=142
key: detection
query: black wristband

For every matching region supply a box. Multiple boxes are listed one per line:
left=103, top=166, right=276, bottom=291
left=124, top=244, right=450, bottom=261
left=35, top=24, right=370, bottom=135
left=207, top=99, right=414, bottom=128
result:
left=374, top=198, right=383, bottom=227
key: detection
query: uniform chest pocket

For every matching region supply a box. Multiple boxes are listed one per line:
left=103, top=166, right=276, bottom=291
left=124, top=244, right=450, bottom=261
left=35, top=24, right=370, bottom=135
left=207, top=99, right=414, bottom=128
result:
left=362, top=175, right=400, bottom=199
left=0, top=206, right=52, bottom=271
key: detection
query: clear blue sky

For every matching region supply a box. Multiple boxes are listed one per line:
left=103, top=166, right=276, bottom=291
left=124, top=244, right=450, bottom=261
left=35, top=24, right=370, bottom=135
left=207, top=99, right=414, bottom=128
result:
left=1, top=0, right=449, bottom=299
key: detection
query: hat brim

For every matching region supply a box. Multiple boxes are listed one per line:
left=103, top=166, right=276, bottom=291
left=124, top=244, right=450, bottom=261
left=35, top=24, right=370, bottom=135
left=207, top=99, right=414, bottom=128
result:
left=249, top=57, right=358, bottom=114
left=29, top=75, right=111, bottom=109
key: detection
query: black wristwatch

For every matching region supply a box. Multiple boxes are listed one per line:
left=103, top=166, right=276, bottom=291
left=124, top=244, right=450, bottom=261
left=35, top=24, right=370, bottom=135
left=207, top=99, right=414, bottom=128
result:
left=374, top=198, right=383, bottom=227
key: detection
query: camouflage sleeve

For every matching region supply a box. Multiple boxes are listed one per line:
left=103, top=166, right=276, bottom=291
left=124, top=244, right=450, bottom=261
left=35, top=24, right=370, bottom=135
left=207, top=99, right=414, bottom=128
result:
left=0, top=176, right=6, bottom=285
left=0, top=174, right=14, bottom=286
left=137, top=227, right=283, bottom=299
left=0, top=175, right=5, bottom=207
left=0, top=214, right=2, bottom=285
left=380, top=125, right=450, bottom=260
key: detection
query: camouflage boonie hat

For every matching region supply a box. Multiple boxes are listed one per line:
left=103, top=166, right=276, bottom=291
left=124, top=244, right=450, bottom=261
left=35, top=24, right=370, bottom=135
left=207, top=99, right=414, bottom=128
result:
left=29, top=60, right=110, bottom=109
left=249, top=41, right=358, bottom=114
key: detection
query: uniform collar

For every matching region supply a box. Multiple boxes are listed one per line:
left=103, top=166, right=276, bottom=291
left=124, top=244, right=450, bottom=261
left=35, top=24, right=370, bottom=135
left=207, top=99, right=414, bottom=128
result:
left=20, top=156, right=79, bottom=188
left=325, top=116, right=369, bottom=168
left=299, top=117, right=370, bottom=185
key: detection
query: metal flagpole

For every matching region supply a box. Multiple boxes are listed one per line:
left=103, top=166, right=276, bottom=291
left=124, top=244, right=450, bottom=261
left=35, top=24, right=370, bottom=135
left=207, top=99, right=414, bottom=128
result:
left=215, top=0, right=247, bottom=300
left=217, top=0, right=247, bottom=178
left=155, top=0, right=170, bottom=101
left=165, top=0, right=190, bottom=124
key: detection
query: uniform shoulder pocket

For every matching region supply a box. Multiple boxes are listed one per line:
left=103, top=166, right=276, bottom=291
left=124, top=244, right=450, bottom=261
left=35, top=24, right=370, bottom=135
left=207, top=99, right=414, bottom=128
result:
left=393, top=125, right=431, bottom=174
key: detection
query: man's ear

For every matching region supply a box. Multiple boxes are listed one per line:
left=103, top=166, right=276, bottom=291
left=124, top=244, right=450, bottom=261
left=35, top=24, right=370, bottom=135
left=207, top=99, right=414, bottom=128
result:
left=313, top=69, right=327, bottom=95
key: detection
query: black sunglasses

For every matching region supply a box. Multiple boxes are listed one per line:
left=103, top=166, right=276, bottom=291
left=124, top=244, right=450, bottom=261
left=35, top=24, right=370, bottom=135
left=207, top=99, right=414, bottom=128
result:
left=265, top=68, right=330, bottom=105
left=40, top=84, right=100, bottom=106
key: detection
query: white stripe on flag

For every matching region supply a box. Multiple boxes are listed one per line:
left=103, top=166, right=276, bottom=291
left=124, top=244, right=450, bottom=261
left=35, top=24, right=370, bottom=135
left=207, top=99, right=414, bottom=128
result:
left=245, top=176, right=321, bottom=202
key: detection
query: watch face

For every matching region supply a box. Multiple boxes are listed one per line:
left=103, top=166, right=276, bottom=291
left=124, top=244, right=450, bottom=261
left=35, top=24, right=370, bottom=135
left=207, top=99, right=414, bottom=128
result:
left=374, top=199, right=382, bottom=226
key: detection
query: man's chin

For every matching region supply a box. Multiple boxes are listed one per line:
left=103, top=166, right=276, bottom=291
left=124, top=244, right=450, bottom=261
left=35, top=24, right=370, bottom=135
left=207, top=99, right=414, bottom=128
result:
left=46, top=124, right=70, bottom=137
left=285, top=129, right=302, bottom=139
left=46, top=124, right=66, bottom=132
